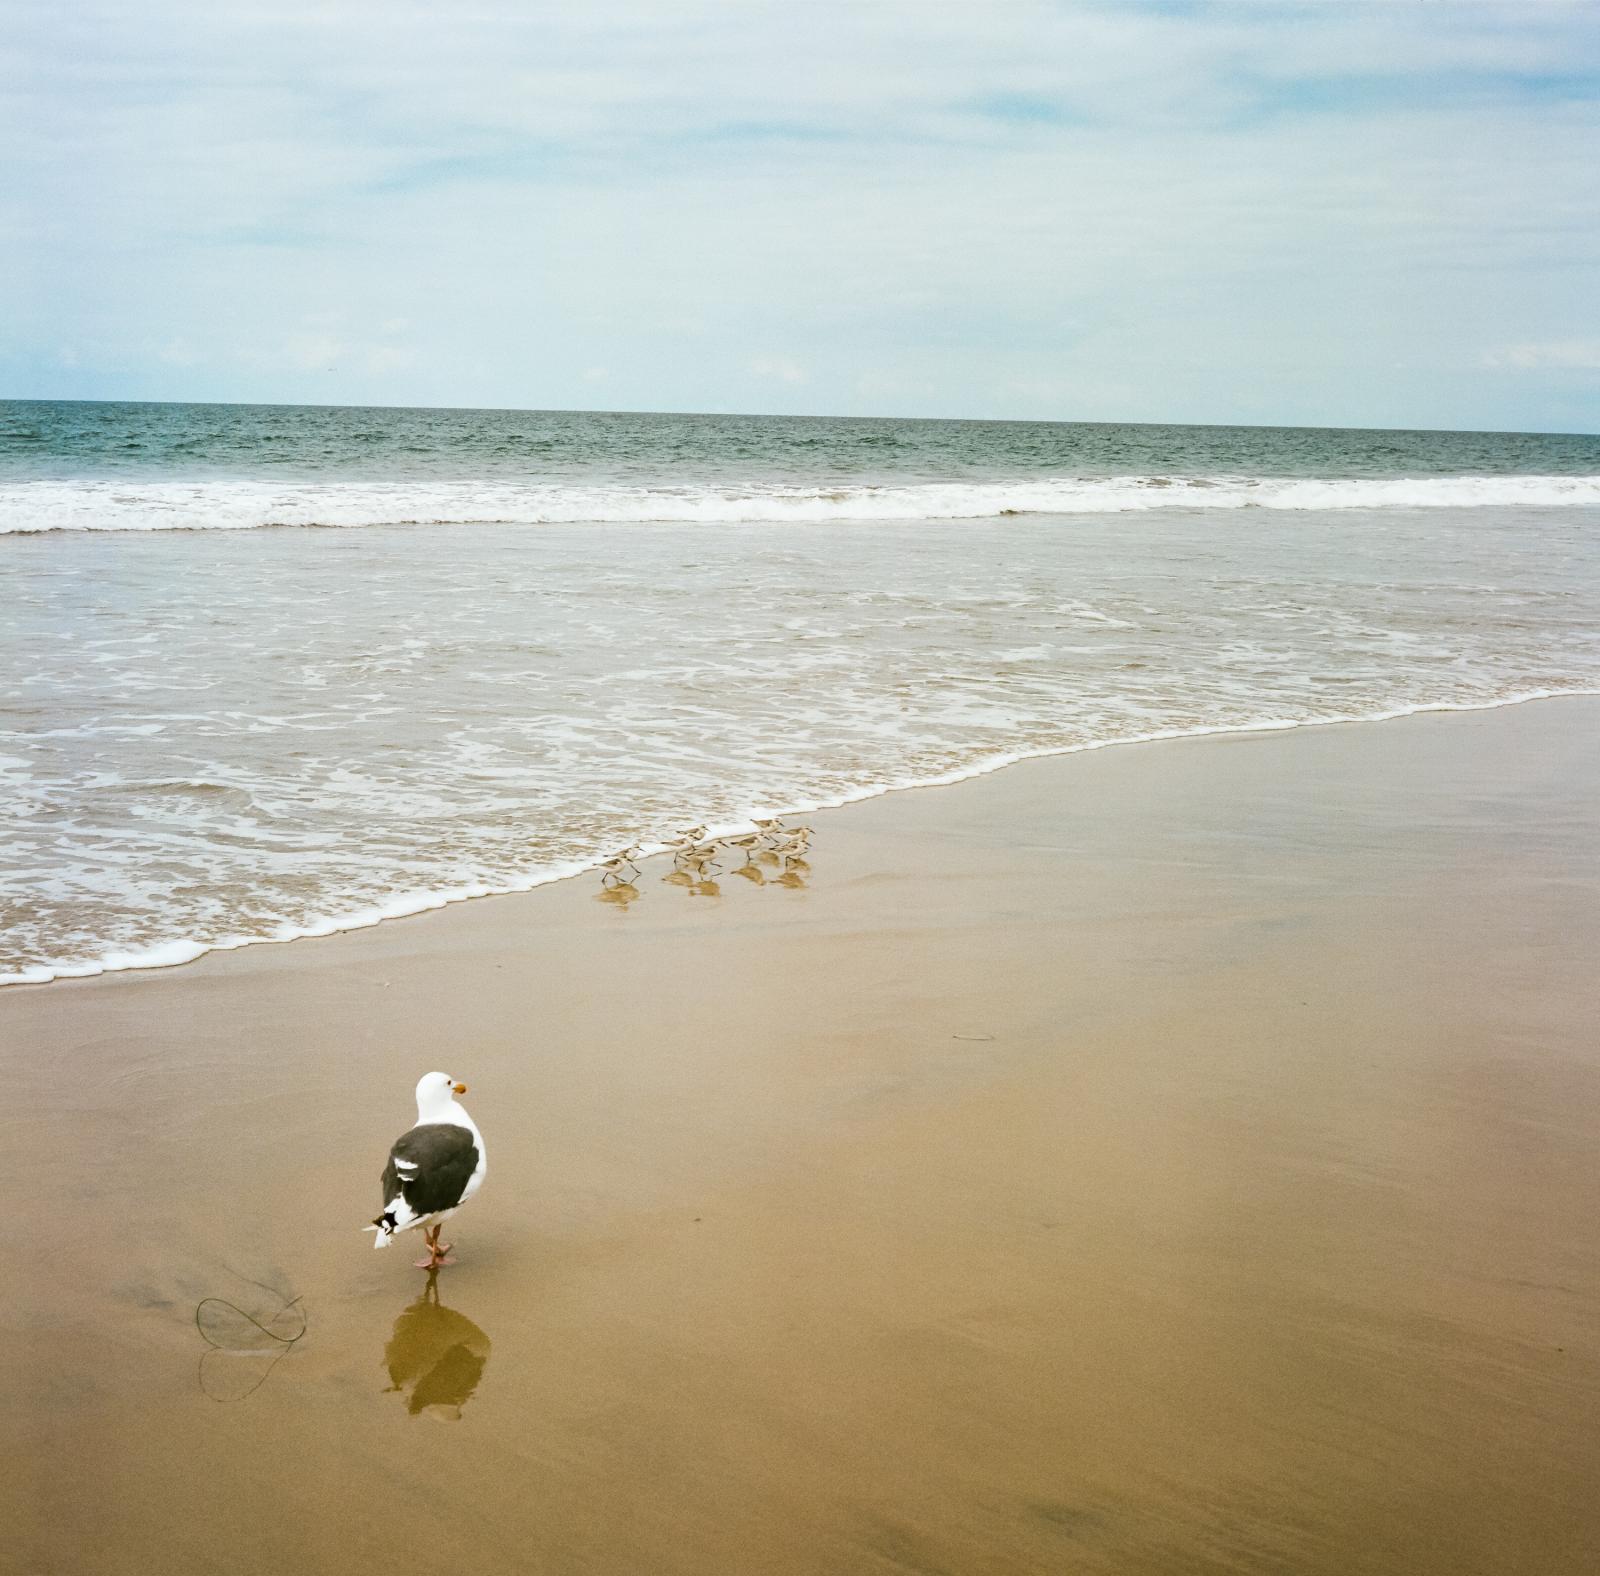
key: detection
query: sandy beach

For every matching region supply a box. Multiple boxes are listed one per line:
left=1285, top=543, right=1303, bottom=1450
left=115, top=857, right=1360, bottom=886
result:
left=5, top=696, right=1598, bottom=1575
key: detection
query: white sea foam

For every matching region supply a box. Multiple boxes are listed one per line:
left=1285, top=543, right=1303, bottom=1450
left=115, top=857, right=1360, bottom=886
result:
left=3, top=687, right=1596, bottom=990
left=7, top=484, right=1600, bottom=990
left=3, top=473, right=1600, bottom=533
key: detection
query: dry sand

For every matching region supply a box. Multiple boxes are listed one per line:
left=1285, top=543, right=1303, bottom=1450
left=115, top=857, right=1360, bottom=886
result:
left=4, top=698, right=1598, bottom=1575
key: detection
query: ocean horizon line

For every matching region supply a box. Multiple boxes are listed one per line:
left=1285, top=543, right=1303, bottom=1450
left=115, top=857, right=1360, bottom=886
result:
left=4, top=393, right=1595, bottom=442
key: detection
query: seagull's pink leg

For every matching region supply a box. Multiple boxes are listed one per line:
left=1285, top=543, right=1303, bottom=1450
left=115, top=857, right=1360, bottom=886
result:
left=413, top=1225, right=457, bottom=1268
left=414, top=1226, right=443, bottom=1269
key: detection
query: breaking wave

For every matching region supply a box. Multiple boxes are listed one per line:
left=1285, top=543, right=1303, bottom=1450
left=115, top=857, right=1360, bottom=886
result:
left=4, top=473, right=1600, bottom=533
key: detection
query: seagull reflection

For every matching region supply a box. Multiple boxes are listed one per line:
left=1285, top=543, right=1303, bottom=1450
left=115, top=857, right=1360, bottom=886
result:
left=383, top=1272, right=491, bottom=1419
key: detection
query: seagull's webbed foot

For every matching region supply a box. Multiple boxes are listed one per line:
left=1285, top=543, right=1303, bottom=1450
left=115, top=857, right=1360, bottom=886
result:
left=413, top=1226, right=456, bottom=1269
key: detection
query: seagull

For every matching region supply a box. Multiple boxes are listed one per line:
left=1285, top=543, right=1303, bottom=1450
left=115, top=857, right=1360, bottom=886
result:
left=366, top=1072, right=487, bottom=1270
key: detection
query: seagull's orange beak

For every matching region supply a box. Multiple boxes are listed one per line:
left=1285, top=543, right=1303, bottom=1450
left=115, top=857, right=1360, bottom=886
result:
left=453, top=1082, right=468, bottom=1094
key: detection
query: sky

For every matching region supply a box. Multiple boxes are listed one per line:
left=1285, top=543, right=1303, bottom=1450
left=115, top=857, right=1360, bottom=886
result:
left=3, top=0, right=1598, bottom=431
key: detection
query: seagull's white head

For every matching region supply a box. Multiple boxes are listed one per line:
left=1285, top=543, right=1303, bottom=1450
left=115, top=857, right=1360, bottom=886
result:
left=415, top=1070, right=468, bottom=1117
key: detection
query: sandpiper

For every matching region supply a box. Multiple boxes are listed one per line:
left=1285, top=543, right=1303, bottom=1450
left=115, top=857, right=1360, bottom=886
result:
left=599, top=844, right=642, bottom=883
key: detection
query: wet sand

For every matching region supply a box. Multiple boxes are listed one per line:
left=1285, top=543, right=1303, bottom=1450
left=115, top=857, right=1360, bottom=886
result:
left=5, top=698, right=1599, bottom=1575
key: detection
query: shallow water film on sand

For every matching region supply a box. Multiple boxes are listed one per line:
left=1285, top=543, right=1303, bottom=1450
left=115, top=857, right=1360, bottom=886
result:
left=3, top=401, right=1599, bottom=982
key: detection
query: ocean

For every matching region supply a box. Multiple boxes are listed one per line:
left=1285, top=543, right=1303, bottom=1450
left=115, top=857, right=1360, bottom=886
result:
left=4, top=399, right=1599, bottom=986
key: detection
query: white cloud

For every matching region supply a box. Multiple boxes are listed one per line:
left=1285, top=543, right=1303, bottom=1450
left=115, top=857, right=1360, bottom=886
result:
left=750, top=355, right=805, bottom=385
left=278, top=332, right=344, bottom=372
left=1486, top=341, right=1600, bottom=372
left=364, top=345, right=416, bottom=374
left=156, top=337, right=205, bottom=366
left=235, top=318, right=414, bottom=376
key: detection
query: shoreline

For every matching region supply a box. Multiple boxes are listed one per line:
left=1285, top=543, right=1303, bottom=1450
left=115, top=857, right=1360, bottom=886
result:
left=10, top=681, right=1600, bottom=991
left=6, top=691, right=1599, bottom=1573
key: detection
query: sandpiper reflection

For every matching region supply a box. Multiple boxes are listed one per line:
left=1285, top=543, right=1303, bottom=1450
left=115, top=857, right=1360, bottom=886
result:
left=669, top=821, right=813, bottom=893
left=383, top=1272, right=491, bottom=1419
left=594, top=821, right=816, bottom=903
left=595, top=879, right=641, bottom=908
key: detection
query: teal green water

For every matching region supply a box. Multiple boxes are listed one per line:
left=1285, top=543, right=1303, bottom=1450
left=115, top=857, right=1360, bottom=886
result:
left=4, top=399, right=1599, bottom=490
